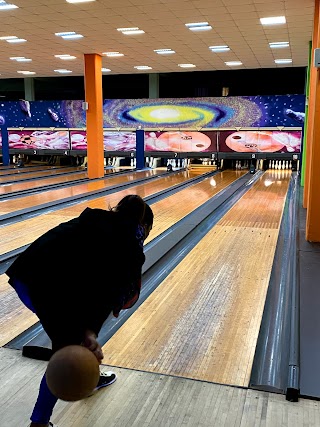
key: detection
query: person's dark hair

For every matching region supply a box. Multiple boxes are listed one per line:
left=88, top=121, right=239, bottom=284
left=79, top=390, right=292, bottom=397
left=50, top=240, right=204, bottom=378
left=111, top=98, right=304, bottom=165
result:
left=112, top=195, right=146, bottom=224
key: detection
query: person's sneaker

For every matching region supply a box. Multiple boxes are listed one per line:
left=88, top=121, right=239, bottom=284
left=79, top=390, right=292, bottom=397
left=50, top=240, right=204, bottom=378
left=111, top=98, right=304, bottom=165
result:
left=90, top=371, right=117, bottom=395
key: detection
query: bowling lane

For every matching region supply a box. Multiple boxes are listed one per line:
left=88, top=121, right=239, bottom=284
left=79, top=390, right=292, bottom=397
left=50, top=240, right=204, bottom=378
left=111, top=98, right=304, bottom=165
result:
left=0, top=274, right=37, bottom=346
left=0, top=168, right=209, bottom=255
left=0, top=170, right=244, bottom=345
left=0, top=168, right=160, bottom=215
left=0, top=166, right=85, bottom=184
left=101, top=170, right=291, bottom=388
left=0, top=167, right=126, bottom=196
left=0, top=165, right=67, bottom=176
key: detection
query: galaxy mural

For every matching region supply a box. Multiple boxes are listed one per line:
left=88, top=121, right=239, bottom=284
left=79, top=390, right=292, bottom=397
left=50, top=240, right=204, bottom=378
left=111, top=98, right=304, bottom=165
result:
left=0, top=95, right=305, bottom=129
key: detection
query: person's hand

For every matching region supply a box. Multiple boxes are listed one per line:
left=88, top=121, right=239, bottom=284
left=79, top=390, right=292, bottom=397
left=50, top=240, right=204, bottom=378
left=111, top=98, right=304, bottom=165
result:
left=82, top=330, right=104, bottom=363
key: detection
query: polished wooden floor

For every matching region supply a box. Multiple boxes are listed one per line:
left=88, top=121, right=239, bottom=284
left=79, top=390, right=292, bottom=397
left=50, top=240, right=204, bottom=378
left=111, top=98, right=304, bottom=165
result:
left=0, top=166, right=312, bottom=427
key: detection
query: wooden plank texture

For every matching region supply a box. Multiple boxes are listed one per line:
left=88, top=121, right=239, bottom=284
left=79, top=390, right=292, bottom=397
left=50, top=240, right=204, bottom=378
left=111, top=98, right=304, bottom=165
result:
left=101, top=170, right=291, bottom=388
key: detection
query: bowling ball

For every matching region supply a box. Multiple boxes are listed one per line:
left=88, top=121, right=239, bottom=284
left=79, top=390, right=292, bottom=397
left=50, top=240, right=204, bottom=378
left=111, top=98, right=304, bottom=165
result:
left=225, top=131, right=285, bottom=153
left=46, top=345, right=100, bottom=401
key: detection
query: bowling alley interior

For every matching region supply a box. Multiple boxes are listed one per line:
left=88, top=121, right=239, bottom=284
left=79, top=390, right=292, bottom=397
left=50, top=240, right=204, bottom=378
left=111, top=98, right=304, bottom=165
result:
left=1, top=0, right=320, bottom=426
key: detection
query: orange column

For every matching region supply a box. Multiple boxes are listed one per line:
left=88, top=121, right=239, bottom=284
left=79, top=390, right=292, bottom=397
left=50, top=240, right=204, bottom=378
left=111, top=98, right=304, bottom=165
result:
left=306, top=0, right=320, bottom=241
left=84, top=53, right=104, bottom=179
left=303, top=0, right=319, bottom=208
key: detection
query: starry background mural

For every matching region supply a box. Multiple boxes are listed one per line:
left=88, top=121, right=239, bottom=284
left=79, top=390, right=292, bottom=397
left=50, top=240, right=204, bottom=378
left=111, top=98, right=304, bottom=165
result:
left=0, top=95, right=305, bottom=129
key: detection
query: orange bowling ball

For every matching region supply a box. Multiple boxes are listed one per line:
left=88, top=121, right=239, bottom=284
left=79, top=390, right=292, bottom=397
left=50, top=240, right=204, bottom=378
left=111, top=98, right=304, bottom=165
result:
left=225, top=131, right=285, bottom=153
left=46, top=345, right=100, bottom=401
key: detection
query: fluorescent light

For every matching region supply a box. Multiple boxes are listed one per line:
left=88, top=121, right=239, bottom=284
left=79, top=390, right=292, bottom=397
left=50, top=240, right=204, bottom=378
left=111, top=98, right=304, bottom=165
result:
left=260, top=16, right=286, bottom=25
left=178, top=63, right=196, bottom=68
left=190, top=26, right=212, bottom=31
left=7, top=38, right=26, bottom=43
left=101, top=68, right=111, bottom=72
left=185, top=22, right=212, bottom=31
left=0, top=3, right=18, bottom=10
left=55, top=54, right=76, bottom=59
left=154, top=49, right=175, bottom=54
left=13, top=57, right=32, bottom=62
left=117, top=27, right=139, bottom=32
left=134, top=66, right=152, bottom=70
left=17, top=71, right=35, bottom=75
left=225, top=61, right=242, bottom=66
left=55, top=32, right=76, bottom=36
left=209, top=45, right=230, bottom=52
left=66, top=0, right=95, bottom=2
left=275, top=59, right=292, bottom=64
left=117, top=27, right=145, bottom=35
left=269, top=42, right=289, bottom=48
left=122, top=30, right=144, bottom=35
left=186, top=22, right=209, bottom=28
left=61, top=34, right=83, bottom=39
left=103, top=51, right=124, bottom=57
left=10, top=56, right=25, bottom=60
left=0, top=36, right=17, bottom=40
left=54, top=69, right=72, bottom=73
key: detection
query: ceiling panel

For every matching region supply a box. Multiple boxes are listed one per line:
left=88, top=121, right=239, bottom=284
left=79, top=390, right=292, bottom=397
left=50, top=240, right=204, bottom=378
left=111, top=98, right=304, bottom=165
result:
left=0, top=0, right=313, bottom=79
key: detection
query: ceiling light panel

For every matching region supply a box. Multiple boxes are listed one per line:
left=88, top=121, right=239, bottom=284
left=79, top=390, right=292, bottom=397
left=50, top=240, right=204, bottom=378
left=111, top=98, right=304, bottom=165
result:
left=269, top=42, right=289, bottom=48
left=225, top=61, right=243, bottom=66
left=0, top=1, right=18, bottom=10
left=260, top=16, right=286, bottom=25
left=275, top=59, right=292, bottom=64
left=154, top=49, right=175, bottom=55
left=209, top=45, right=230, bottom=52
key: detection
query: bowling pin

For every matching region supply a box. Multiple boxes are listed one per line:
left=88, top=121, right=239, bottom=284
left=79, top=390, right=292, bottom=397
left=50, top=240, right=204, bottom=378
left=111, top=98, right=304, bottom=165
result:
left=289, top=160, right=292, bottom=169
left=285, top=161, right=288, bottom=169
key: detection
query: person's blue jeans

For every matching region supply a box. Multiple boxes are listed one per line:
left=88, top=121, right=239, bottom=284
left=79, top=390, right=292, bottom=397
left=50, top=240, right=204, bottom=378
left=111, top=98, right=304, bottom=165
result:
left=12, top=278, right=58, bottom=424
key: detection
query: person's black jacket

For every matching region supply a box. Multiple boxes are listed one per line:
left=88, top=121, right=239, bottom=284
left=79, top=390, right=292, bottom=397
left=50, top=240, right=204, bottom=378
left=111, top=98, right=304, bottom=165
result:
left=6, top=207, right=145, bottom=344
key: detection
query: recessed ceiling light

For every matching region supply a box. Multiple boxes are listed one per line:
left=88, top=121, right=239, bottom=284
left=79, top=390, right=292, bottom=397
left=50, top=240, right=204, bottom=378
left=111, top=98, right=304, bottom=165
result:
left=269, top=42, right=289, bottom=48
left=275, top=59, right=292, bottom=64
left=55, top=54, right=76, bottom=60
left=117, top=27, right=139, bottom=32
left=134, top=66, right=152, bottom=70
left=225, top=61, right=243, bottom=66
left=117, top=27, right=145, bottom=35
left=54, top=69, right=73, bottom=73
left=61, top=34, right=83, bottom=39
left=178, top=63, right=196, bottom=68
left=10, top=57, right=32, bottom=62
left=7, top=38, right=26, bottom=43
left=55, top=32, right=76, bottom=36
left=102, top=51, right=124, bottom=57
left=0, top=2, right=18, bottom=10
left=101, top=68, right=111, bottom=72
left=154, top=49, right=175, bottom=55
left=260, top=16, right=286, bottom=25
left=209, top=45, right=230, bottom=52
left=17, top=71, right=35, bottom=75
left=185, top=22, right=212, bottom=31
left=0, top=36, right=17, bottom=40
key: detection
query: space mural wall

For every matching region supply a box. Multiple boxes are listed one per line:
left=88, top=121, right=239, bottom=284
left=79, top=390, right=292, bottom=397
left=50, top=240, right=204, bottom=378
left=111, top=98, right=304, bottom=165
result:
left=0, top=95, right=305, bottom=154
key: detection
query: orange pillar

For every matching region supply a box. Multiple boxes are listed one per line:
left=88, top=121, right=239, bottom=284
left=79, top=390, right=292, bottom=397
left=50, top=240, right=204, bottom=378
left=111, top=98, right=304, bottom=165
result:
left=303, top=0, right=320, bottom=208
left=84, top=53, right=104, bottom=179
left=306, top=0, right=320, bottom=241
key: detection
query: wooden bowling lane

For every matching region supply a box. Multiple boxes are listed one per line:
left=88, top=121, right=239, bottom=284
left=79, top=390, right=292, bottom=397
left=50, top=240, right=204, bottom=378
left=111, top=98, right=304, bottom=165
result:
left=101, top=170, right=291, bottom=388
left=0, top=164, right=68, bottom=175
left=0, top=168, right=207, bottom=256
left=0, top=168, right=161, bottom=216
left=0, top=170, right=244, bottom=346
left=0, top=274, right=37, bottom=347
left=0, top=166, right=85, bottom=184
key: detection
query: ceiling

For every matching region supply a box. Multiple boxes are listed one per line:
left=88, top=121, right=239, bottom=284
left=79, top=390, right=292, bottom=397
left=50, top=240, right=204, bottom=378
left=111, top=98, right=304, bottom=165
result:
left=0, top=0, right=314, bottom=79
